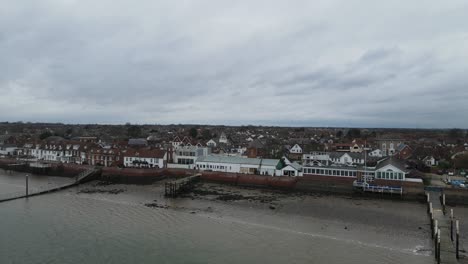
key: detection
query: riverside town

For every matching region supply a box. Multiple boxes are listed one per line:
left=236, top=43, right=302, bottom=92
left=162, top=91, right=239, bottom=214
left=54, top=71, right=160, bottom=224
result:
left=2, top=1, right=467, bottom=263
left=1, top=124, right=468, bottom=263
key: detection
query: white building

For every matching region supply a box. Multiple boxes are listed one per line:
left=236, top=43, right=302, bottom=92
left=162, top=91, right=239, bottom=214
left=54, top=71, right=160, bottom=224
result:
left=0, top=145, right=17, bottom=156
left=206, top=139, right=217, bottom=147
left=376, top=139, right=403, bottom=156
left=302, top=151, right=367, bottom=167
left=172, top=145, right=211, bottom=168
left=196, top=156, right=303, bottom=176
left=289, top=144, right=303, bottom=154
left=330, top=152, right=367, bottom=165
left=123, top=149, right=166, bottom=168
left=422, top=156, right=437, bottom=167
left=196, top=156, right=279, bottom=175
left=278, top=162, right=303, bottom=176
left=368, top=149, right=383, bottom=158
left=302, top=157, right=410, bottom=182
left=218, top=132, right=229, bottom=144
left=302, top=152, right=331, bottom=166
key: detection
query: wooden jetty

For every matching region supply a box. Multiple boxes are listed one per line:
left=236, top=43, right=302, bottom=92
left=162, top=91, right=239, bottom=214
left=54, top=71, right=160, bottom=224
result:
left=165, top=174, right=200, bottom=198
left=426, top=191, right=462, bottom=263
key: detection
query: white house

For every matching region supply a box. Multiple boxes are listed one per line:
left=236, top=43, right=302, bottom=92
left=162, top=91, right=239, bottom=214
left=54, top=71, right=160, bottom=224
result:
left=123, top=149, right=166, bottom=168
left=218, top=132, right=229, bottom=144
left=0, top=145, right=17, bottom=156
left=289, top=144, right=303, bottom=154
left=368, top=149, right=383, bottom=158
left=206, top=139, right=217, bottom=147
left=302, top=151, right=367, bottom=167
left=302, top=152, right=332, bottom=166
left=278, top=162, right=303, bottom=176
left=376, top=139, right=403, bottom=156
left=422, top=156, right=437, bottom=167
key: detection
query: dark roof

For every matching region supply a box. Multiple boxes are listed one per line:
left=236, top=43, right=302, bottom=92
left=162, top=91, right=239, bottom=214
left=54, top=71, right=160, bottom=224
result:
left=124, top=148, right=166, bottom=159
left=128, top=138, right=148, bottom=146
left=375, top=157, right=407, bottom=172
left=0, top=135, right=13, bottom=142
left=44, top=136, right=65, bottom=142
left=396, top=143, right=410, bottom=152
left=248, top=139, right=265, bottom=149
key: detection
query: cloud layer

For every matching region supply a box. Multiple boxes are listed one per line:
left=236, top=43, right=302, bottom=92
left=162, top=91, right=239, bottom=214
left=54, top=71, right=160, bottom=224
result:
left=1, top=0, right=468, bottom=128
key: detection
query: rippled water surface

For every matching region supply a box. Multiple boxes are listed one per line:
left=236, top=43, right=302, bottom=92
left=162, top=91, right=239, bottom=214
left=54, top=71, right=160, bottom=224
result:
left=0, top=170, right=436, bottom=264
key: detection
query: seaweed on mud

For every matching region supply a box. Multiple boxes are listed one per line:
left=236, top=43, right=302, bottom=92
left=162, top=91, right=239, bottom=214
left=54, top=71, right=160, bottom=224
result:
left=78, top=188, right=125, bottom=194
left=144, top=203, right=169, bottom=209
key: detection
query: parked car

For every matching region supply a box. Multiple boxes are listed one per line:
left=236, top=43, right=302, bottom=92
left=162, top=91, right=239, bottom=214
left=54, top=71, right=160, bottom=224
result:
left=448, top=171, right=455, bottom=176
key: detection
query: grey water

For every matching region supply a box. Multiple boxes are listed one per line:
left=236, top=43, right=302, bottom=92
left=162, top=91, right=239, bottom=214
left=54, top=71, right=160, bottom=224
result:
left=0, top=170, right=438, bottom=264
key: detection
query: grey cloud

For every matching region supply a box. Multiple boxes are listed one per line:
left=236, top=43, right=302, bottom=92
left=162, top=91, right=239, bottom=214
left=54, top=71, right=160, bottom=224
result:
left=0, top=0, right=467, bottom=127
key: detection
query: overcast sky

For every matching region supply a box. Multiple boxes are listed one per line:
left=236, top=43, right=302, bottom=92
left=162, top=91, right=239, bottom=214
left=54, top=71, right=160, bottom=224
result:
left=1, top=1, right=467, bottom=128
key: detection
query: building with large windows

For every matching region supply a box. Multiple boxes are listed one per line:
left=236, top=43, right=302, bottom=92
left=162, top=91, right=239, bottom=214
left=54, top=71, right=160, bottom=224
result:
left=196, top=156, right=303, bottom=176
left=173, top=145, right=210, bottom=167
left=303, top=157, right=409, bottom=182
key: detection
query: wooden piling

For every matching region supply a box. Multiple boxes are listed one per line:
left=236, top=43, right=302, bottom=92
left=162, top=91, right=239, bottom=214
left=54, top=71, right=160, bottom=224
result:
left=431, top=216, right=434, bottom=239
left=451, top=209, right=454, bottom=241
left=25, top=174, right=29, bottom=197
left=435, top=229, right=438, bottom=260
left=437, top=229, right=441, bottom=264
left=456, top=220, right=460, bottom=259
left=442, top=194, right=446, bottom=215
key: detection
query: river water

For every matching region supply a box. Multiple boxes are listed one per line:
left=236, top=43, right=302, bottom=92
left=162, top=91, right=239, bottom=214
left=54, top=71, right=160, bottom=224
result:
left=0, top=170, right=442, bottom=263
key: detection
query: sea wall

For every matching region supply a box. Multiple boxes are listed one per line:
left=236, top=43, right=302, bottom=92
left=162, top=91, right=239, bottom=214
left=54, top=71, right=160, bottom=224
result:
left=200, top=171, right=298, bottom=189
left=295, top=175, right=355, bottom=194
left=0, top=158, right=427, bottom=201
left=101, top=167, right=193, bottom=184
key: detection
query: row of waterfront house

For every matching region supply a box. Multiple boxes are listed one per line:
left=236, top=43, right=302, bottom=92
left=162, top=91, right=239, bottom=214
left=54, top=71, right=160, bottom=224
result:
left=0, top=135, right=417, bottom=182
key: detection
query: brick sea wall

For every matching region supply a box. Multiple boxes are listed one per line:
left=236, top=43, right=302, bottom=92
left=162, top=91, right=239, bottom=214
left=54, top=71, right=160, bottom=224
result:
left=199, top=171, right=298, bottom=189
left=100, top=167, right=193, bottom=184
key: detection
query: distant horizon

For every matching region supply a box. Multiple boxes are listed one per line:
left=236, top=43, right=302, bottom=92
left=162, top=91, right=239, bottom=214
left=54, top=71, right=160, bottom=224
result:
left=1, top=120, right=466, bottom=131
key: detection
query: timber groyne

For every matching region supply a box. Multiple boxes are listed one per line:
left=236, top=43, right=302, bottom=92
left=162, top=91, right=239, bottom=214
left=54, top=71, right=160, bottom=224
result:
left=0, top=167, right=100, bottom=203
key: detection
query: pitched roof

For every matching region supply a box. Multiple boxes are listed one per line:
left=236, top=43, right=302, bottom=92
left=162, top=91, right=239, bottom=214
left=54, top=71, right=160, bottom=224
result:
left=128, top=138, right=148, bottom=146
left=124, top=148, right=166, bottom=159
left=396, top=143, right=410, bottom=152
left=197, top=155, right=279, bottom=167
left=289, top=162, right=303, bottom=171
left=375, top=157, right=407, bottom=172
